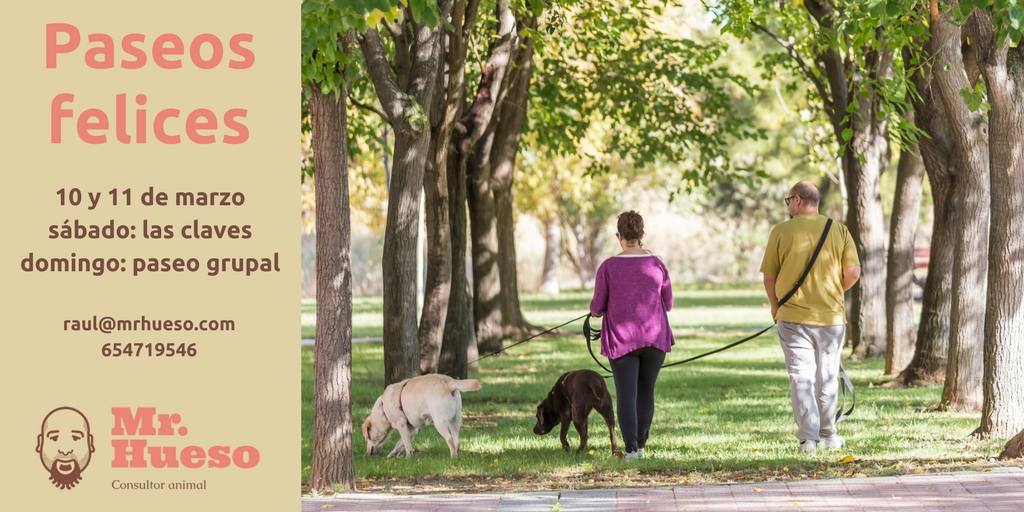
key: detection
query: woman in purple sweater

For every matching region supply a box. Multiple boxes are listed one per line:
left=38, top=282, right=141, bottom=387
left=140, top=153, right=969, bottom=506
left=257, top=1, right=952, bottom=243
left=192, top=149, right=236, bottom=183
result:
left=590, top=211, right=674, bottom=460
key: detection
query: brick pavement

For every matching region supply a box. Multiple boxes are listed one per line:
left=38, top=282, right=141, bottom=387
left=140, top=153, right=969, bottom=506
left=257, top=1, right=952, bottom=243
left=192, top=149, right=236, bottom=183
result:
left=300, top=468, right=1024, bottom=512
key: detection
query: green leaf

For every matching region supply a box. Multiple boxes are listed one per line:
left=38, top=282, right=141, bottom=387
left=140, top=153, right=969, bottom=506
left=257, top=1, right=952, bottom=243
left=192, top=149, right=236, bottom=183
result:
left=886, top=0, right=903, bottom=17
left=868, top=0, right=886, bottom=20
left=441, top=16, right=456, bottom=33
left=842, top=127, right=854, bottom=142
left=959, top=87, right=983, bottom=112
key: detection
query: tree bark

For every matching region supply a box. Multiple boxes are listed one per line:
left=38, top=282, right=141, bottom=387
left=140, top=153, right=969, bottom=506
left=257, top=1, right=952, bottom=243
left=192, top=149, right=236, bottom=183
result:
left=493, top=12, right=537, bottom=339
left=419, top=0, right=481, bottom=374
left=932, top=4, right=989, bottom=412
left=999, top=427, right=1024, bottom=459
left=896, top=39, right=957, bottom=387
left=977, top=28, right=1024, bottom=438
left=419, top=122, right=452, bottom=374
left=308, top=86, right=355, bottom=493
left=469, top=126, right=504, bottom=354
left=464, top=0, right=520, bottom=355
left=359, top=2, right=453, bottom=385
left=436, top=0, right=486, bottom=377
left=539, top=212, right=561, bottom=295
left=885, top=111, right=925, bottom=375
left=844, top=111, right=891, bottom=360
left=899, top=172, right=956, bottom=386
left=440, top=148, right=473, bottom=378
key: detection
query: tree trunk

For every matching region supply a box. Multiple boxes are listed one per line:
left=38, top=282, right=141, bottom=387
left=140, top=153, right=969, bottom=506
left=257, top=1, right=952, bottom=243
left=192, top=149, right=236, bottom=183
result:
left=359, top=3, right=453, bottom=385
left=308, top=87, right=355, bottom=493
left=539, top=212, right=561, bottom=295
left=899, top=172, right=956, bottom=386
left=464, top=0, right=520, bottom=355
left=843, top=105, right=890, bottom=360
left=493, top=12, right=537, bottom=339
left=896, top=39, right=957, bottom=387
left=932, top=5, right=989, bottom=412
left=419, top=127, right=451, bottom=374
left=419, top=0, right=481, bottom=374
left=495, top=176, right=529, bottom=339
left=999, top=427, right=1024, bottom=459
left=976, top=33, right=1024, bottom=438
left=382, top=129, right=432, bottom=385
left=468, top=128, right=504, bottom=353
left=440, top=148, right=473, bottom=378
left=885, top=113, right=925, bottom=375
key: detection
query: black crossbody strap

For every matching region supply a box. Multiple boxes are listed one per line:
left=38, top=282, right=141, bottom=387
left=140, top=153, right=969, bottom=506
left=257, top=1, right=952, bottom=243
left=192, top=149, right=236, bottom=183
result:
left=777, top=218, right=832, bottom=308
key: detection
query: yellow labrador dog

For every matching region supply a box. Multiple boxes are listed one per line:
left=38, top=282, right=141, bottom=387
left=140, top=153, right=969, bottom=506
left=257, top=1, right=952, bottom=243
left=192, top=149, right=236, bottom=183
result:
left=363, top=374, right=482, bottom=458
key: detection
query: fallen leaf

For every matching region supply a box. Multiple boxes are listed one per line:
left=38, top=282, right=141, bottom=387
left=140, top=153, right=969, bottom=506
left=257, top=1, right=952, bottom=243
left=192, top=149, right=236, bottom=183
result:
left=854, top=473, right=867, bottom=478
left=892, top=495, right=902, bottom=500
left=754, top=488, right=762, bottom=492
left=321, top=506, right=335, bottom=509
left=794, top=501, right=803, bottom=507
left=840, top=455, right=856, bottom=464
left=782, top=466, right=789, bottom=471
left=588, top=449, right=595, bottom=455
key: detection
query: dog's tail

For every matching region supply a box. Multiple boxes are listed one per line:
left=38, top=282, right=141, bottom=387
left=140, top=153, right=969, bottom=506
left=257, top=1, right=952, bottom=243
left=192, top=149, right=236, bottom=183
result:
left=449, top=379, right=482, bottom=393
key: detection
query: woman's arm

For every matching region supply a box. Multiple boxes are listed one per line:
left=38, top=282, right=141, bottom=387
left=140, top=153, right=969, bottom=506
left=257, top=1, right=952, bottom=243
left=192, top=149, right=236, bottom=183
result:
left=590, top=263, right=609, bottom=317
left=661, top=262, right=673, bottom=312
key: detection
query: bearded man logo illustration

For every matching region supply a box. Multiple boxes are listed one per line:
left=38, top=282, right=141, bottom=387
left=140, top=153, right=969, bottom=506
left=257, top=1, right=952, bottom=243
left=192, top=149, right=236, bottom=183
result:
left=36, top=407, right=95, bottom=490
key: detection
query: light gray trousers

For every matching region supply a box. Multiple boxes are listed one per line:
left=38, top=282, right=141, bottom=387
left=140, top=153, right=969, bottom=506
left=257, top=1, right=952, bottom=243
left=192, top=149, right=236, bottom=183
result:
left=777, top=320, right=846, bottom=442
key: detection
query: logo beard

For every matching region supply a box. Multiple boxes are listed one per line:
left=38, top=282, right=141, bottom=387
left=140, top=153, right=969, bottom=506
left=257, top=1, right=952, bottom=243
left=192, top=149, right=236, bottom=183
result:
left=48, top=459, right=83, bottom=490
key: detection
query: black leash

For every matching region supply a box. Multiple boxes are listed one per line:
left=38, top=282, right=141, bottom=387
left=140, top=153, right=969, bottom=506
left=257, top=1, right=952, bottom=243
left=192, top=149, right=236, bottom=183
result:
left=448, top=313, right=590, bottom=376
left=584, top=218, right=854, bottom=422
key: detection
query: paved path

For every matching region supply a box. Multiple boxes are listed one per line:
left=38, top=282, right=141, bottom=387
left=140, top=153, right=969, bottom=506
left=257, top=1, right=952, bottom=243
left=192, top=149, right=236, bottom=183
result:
left=301, top=468, right=1024, bottom=511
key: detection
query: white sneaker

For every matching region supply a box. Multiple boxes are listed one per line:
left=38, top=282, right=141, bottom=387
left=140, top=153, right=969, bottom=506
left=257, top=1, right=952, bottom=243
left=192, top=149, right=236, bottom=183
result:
left=637, top=448, right=645, bottom=459
left=798, top=440, right=817, bottom=455
left=624, top=450, right=641, bottom=460
left=821, top=435, right=845, bottom=450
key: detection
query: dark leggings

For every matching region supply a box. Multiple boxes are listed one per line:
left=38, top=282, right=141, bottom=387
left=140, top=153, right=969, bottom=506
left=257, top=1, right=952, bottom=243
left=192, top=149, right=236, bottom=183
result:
left=610, top=346, right=666, bottom=453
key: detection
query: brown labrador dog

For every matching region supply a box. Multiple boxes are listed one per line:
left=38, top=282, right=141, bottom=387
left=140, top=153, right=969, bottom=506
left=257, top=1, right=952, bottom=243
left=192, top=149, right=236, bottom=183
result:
left=533, top=369, right=623, bottom=458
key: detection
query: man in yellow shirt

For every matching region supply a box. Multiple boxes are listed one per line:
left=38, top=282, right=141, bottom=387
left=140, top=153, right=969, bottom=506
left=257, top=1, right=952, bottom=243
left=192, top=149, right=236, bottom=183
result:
left=761, top=181, right=860, bottom=455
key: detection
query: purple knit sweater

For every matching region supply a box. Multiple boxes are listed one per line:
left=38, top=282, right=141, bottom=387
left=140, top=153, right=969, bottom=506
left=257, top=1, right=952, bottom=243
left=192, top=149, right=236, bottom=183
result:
left=589, top=254, right=674, bottom=360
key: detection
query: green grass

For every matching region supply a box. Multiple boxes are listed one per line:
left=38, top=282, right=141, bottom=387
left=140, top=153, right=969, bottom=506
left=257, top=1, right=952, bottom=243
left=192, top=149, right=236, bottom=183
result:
left=301, top=289, right=1006, bottom=493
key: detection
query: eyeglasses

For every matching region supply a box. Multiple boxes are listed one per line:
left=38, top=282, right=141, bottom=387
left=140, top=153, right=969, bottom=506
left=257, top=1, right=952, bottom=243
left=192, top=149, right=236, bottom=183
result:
left=784, top=195, right=798, bottom=206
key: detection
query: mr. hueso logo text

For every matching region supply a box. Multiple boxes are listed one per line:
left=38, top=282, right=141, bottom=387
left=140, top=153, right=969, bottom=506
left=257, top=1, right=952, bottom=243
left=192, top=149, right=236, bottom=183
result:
left=111, top=407, right=259, bottom=469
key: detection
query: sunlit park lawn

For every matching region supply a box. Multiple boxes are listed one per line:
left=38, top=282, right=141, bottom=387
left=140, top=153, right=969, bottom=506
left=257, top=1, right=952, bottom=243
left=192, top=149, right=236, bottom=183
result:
left=300, top=287, right=1016, bottom=494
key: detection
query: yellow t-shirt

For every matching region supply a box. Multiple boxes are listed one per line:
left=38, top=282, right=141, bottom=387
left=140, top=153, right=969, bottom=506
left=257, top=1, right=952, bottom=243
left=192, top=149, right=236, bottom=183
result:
left=760, top=214, right=860, bottom=326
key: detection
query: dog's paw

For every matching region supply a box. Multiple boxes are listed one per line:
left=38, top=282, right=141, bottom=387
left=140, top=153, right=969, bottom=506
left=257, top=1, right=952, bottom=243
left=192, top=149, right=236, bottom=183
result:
left=613, top=450, right=624, bottom=459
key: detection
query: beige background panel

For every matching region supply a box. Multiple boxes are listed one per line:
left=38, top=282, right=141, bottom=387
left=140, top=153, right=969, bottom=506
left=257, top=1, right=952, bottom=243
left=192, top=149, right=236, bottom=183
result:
left=1, top=0, right=297, bottom=510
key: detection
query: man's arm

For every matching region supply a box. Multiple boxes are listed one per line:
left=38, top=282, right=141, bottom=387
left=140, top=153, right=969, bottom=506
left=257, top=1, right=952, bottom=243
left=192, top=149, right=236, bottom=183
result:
left=842, top=265, right=861, bottom=291
left=763, top=273, right=779, bottom=320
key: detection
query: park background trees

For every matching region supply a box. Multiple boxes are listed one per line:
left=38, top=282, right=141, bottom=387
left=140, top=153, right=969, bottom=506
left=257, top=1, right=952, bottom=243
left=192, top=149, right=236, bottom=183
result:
left=302, top=0, right=1024, bottom=492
